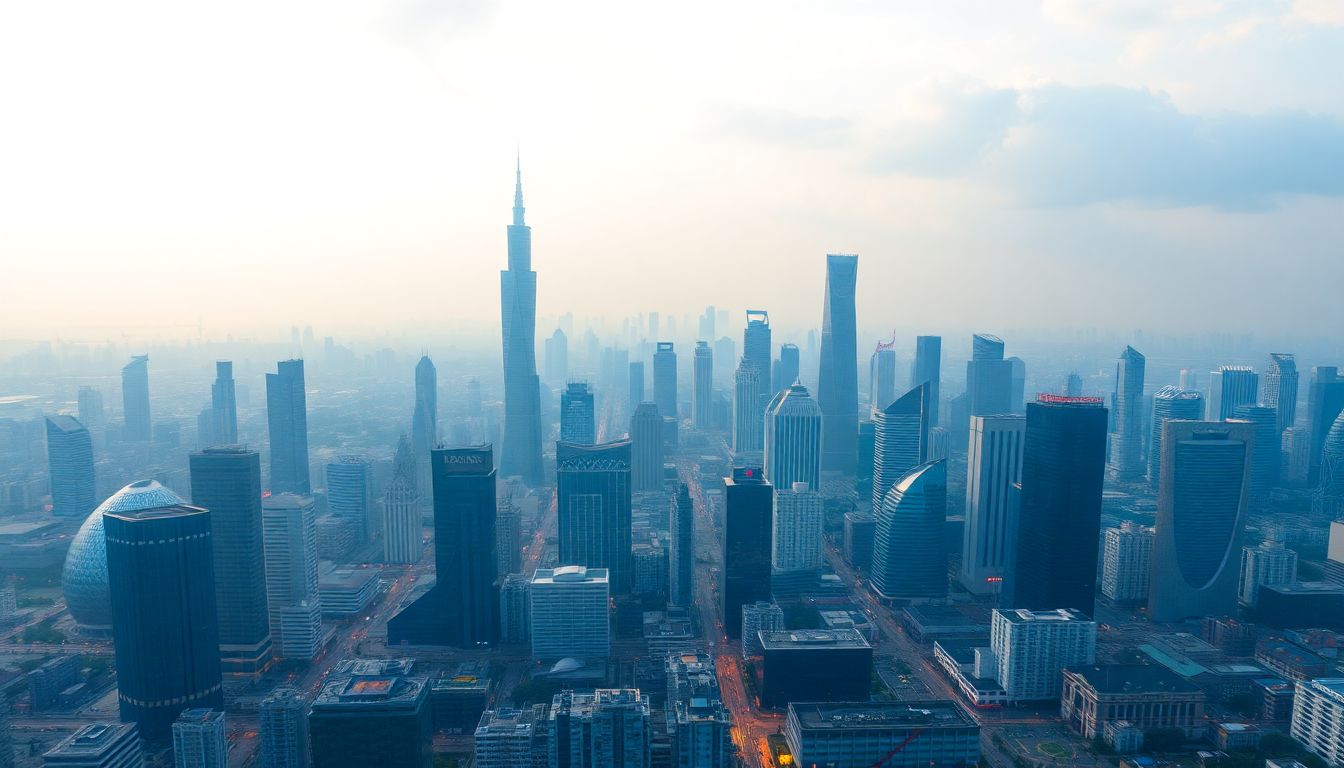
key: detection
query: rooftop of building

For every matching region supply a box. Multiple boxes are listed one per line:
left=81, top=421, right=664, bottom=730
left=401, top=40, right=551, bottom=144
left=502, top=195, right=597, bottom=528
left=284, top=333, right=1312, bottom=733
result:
left=1262, top=581, right=1344, bottom=596
left=98, top=480, right=203, bottom=521
left=789, top=700, right=975, bottom=730
left=1064, top=664, right=1204, bottom=696
left=332, top=658, right=414, bottom=677
left=45, top=414, right=86, bottom=433
left=760, top=628, right=871, bottom=650
left=319, top=566, right=380, bottom=589
left=533, top=565, right=608, bottom=584
left=174, top=708, right=224, bottom=726
left=313, top=674, right=428, bottom=709
left=477, top=706, right=539, bottom=733
left=996, top=608, right=1092, bottom=624
left=43, top=723, right=137, bottom=757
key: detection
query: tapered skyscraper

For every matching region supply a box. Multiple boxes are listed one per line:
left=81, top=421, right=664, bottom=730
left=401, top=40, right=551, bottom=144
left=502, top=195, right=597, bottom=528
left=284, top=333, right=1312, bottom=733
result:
left=121, top=355, right=151, bottom=442
left=693, top=341, right=713, bottom=428
left=412, top=356, right=437, bottom=501
left=211, top=361, right=237, bottom=446
left=1107, top=346, right=1146, bottom=480
left=818, top=254, right=859, bottom=474
left=500, top=159, right=544, bottom=485
left=265, top=360, right=310, bottom=494
left=911, top=335, right=941, bottom=428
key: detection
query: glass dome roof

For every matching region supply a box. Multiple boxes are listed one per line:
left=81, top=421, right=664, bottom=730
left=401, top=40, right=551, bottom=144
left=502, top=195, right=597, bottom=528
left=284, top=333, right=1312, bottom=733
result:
left=62, top=480, right=185, bottom=632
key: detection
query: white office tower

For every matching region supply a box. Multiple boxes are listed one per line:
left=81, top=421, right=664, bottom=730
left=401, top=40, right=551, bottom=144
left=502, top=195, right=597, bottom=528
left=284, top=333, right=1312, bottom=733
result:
left=258, top=687, right=309, bottom=768
left=1209, top=366, right=1259, bottom=421
left=1292, top=679, right=1344, bottom=767
left=772, top=483, right=823, bottom=574
left=1239, top=536, right=1298, bottom=607
left=549, top=689, right=651, bottom=768
left=870, top=383, right=930, bottom=513
left=172, top=710, right=226, bottom=768
left=959, top=415, right=1025, bottom=595
left=475, top=706, right=545, bottom=768
left=530, top=566, right=609, bottom=660
left=326, top=456, right=374, bottom=542
left=382, top=436, right=421, bottom=565
left=500, top=573, right=531, bottom=644
left=1101, top=522, right=1154, bottom=604
left=763, top=384, right=822, bottom=490
left=666, top=652, right=734, bottom=768
left=741, top=601, right=785, bottom=660
left=261, top=494, right=323, bottom=662
left=989, top=609, right=1096, bottom=702
left=733, top=358, right=764, bottom=454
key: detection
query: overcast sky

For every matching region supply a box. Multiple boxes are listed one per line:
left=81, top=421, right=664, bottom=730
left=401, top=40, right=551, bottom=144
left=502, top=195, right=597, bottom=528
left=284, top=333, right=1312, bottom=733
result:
left=2, top=1, right=1341, bottom=342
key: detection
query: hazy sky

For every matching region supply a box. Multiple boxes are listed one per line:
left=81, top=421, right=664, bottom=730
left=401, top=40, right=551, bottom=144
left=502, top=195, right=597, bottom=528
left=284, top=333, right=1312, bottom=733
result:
left=2, top=1, right=1342, bottom=342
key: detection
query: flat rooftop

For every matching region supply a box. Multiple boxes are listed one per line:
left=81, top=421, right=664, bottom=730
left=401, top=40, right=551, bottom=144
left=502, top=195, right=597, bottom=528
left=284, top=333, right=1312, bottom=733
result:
left=789, top=700, right=976, bottom=730
left=533, top=565, right=608, bottom=584
left=997, top=608, right=1091, bottom=623
left=44, top=722, right=137, bottom=756
left=313, top=674, right=428, bottom=709
left=760, top=628, right=871, bottom=650
left=1066, top=664, right=1203, bottom=695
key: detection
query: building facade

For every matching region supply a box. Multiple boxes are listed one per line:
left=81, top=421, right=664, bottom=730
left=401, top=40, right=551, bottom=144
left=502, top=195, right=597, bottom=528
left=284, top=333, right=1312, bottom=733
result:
left=1291, top=678, right=1344, bottom=767
left=265, top=359, right=310, bottom=494
left=784, top=701, right=979, bottom=768
left=500, top=162, right=545, bottom=485
left=121, top=355, right=151, bottom=442
left=1264, top=353, right=1299, bottom=434
left=260, top=494, right=322, bottom=661
left=171, top=709, right=227, bottom=768
left=560, top=383, right=596, bottom=445
left=309, top=671, right=432, bottom=768
left=211, top=361, right=237, bottom=446
left=722, top=468, right=772, bottom=639
left=557, top=440, right=633, bottom=594
left=46, top=416, right=96, bottom=518
left=733, top=358, right=764, bottom=454
left=630, top=402, right=664, bottom=493
left=1149, top=386, right=1205, bottom=489
left=669, top=484, right=694, bottom=606
left=1209, top=366, right=1259, bottom=421
left=870, top=460, right=947, bottom=601
left=960, top=414, right=1024, bottom=594
left=771, top=482, right=823, bottom=574
left=258, top=686, right=309, bottom=768
left=530, top=566, right=610, bottom=660
left=382, top=435, right=422, bottom=565
left=911, top=335, right=942, bottom=429
left=990, top=609, right=1097, bottom=702
left=693, top=341, right=714, bottom=429
left=870, top=383, right=930, bottom=514
left=549, top=689, right=650, bottom=768
left=764, top=384, right=822, bottom=490
left=1239, top=537, right=1298, bottom=607
left=1061, top=664, right=1206, bottom=739
left=1101, top=522, right=1154, bottom=604
left=1108, top=346, right=1146, bottom=480
left=817, top=254, right=859, bottom=474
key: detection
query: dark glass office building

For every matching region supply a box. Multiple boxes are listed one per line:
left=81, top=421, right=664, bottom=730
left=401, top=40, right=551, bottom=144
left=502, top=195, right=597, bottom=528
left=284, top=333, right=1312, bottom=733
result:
left=758, top=629, right=873, bottom=709
left=630, top=402, right=664, bottom=493
left=309, top=671, right=432, bottom=768
left=723, top=467, right=773, bottom=638
left=388, top=446, right=499, bottom=647
left=189, top=447, right=271, bottom=674
left=818, top=254, right=859, bottom=474
left=104, top=481, right=223, bottom=745
left=556, top=440, right=633, bottom=593
left=669, top=483, right=695, bottom=605
left=265, top=359, right=310, bottom=494
left=1011, top=396, right=1108, bottom=616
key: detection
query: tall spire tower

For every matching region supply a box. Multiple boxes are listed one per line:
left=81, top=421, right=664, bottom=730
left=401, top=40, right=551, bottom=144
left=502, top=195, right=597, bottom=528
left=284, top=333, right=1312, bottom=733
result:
left=499, top=157, right=544, bottom=485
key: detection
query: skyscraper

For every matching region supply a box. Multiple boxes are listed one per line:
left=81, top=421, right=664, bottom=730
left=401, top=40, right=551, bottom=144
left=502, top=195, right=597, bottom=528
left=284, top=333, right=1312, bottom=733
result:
left=103, top=481, right=223, bottom=744
left=545, top=328, right=569, bottom=383
left=1148, top=421, right=1252, bottom=622
left=763, top=383, right=822, bottom=490
left=1101, top=522, right=1154, bottom=604
left=693, top=341, right=713, bottom=428
left=1148, top=387, right=1205, bottom=489
left=260, top=494, right=322, bottom=662
left=960, top=414, right=1025, bottom=595
left=210, top=361, right=237, bottom=446
left=120, top=355, right=151, bottom=442
left=265, top=359, right=310, bottom=494
left=733, top=358, right=764, bottom=454
left=869, top=344, right=896, bottom=410
left=630, top=402, right=664, bottom=493
left=189, top=447, right=271, bottom=675
left=1008, top=356, right=1027, bottom=414
left=1264, top=353, right=1299, bottom=434
left=45, top=416, right=96, bottom=518
left=772, top=482, right=823, bottom=574
left=1108, top=346, right=1146, bottom=480
left=1239, top=536, right=1297, bottom=607
left=1011, top=396, right=1108, bottom=615
left=911, top=335, right=942, bottom=428
left=172, top=709, right=226, bottom=768
left=560, top=382, right=596, bottom=445
left=870, top=460, right=947, bottom=600
left=412, top=355, right=437, bottom=500
left=989, top=609, right=1096, bottom=702
left=870, top=384, right=930, bottom=514
left=1316, top=411, right=1344, bottom=520
left=966, top=334, right=1012, bottom=417
left=557, top=440, right=633, bottom=594
left=722, top=467, right=772, bottom=639
left=383, top=435, right=422, bottom=565
left=818, top=254, right=859, bottom=475
left=77, top=385, right=105, bottom=431
left=548, top=689, right=650, bottom=768
left=530, top=567, right=610, bottom=660
left=744, top=310, right=772, bottom=397
left=388, top=446, right=500, bottom=647
left=500, top=159, right=544, bottom=486
left=1208, top=366, right=1259, bottom=421
left=629, top=361, right=645, bottom=407
left=1234, top=404, right=1280, bottom=494
left=1308, top=366, right=1344, bottom=485
left=669, top=483, right=694, bottom=606
left=653, top=342, right=678, bottom=423
left=778, top=343, right=800, bottom=389
left=259, top=687, right=309, bottom=768
left=327, top=456, right=372, bottom=542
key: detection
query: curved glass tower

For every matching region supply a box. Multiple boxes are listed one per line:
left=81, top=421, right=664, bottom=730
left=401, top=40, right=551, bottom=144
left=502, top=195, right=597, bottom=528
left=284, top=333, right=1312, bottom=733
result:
left=870, top=383, right=930, bottom=514
left=870, top=460, right=947, bottom=600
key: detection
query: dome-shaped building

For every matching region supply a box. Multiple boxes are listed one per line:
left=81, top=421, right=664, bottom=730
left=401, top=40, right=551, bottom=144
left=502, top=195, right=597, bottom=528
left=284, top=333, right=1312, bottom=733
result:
left=62, top=480, right=186, bottom=635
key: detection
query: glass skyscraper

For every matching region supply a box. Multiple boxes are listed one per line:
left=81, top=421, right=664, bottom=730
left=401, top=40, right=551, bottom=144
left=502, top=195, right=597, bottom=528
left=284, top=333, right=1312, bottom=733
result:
left=653, top=342, right=678, bottom=423
left=560, top=382, right=596, bottom=445
left=1010, top=396, right=1108, bottom=616
left=121, top=355, right=151, bottom=442
left=722, top=467, right=772, bottom=639
left=104, top=481, right=223, bottom=744
left=499, top=160, right=544, bottom=486
left=911, top=335, right=942, bottom=428
left=744, top=310, right=772, bottom=397
left=817, top=254, right=859, bottom=474
left=45, top=415, right=95, bottom=518
left=1107, top=346, right=1146, bottom=480
left=189, top=447, right=271, bottom=675
left=764, top=383, right=822, bottom=491
left=693, top=340, right=714, bottom=428
left=1149, top=386, right=1205, bottom=489
left=211, top=361, right=237, bottom=446
left=871, top=460, right=948, bottom=600
left=630, top=402, right=664, bottom=493
left=557, top=440, right=633, bottom=594
left=1264, top=353, right=1299, bottom=434
left=265, top=359, right=310, bottom=494
left=870, top=384, right=930, bottom=514
left=733, top=358, right=764, bottom=454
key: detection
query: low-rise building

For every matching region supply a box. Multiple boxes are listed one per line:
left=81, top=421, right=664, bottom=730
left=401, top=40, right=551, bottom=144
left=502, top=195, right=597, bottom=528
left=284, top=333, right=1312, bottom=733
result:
left=42, top=723, right=142, bottom=768
left=1060, top=664, right=1206, bottom=740
left=317, top=567, right=380, bottom=617
left=474, top=705, right=547, bottom=768
left=430, top=661, right=492, bottom=735
left=1255, top=640, right=1336, bottom=682
left=784, top=701, right=979, bottom=768
left=1210, top=721, right=1261, bottom=752
left=932, top=640, right=1008, bottom=707
left=1103, top=720, right=1143, bottom=754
